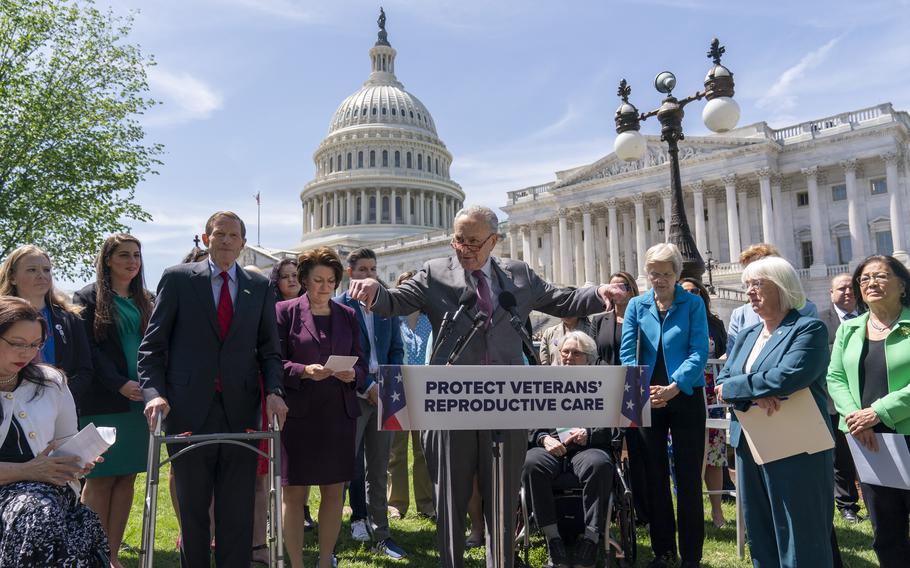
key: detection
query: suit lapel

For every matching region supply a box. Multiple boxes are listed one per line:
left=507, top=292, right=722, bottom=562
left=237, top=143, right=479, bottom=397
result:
left=339, top=292, right=369, bottom=346
left=299, top=294, right=319, bottom=343
left=190, top=261, right=221, bottom=338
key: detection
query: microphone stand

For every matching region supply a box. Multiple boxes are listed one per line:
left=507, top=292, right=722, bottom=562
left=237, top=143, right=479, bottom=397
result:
left=446, top=312, right=487, bottom=366
left=430, top=311, right=454, bottom=363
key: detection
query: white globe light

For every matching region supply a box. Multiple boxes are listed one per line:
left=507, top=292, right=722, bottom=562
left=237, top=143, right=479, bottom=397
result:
left=702, top=96, right=740, bottom=133
left=614, top=130, right=646, bottom=162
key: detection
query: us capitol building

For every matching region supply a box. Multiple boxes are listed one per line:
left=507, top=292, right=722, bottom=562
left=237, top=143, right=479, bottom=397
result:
left=244, top=13, right=910, bottom=313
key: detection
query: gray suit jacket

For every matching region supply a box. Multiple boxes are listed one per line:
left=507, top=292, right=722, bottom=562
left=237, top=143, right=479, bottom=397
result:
left=138, top=260, right=283, bottom=434
left=372, top=256, right=605, bottom=365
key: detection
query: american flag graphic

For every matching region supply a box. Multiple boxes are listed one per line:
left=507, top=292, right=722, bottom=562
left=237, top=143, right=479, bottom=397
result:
left=379, top=365, right=410, bottom=430
left=621, top=365, right=649, bottom=426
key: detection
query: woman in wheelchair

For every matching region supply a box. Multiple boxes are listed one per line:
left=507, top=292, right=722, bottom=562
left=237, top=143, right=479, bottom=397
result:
left=522, top=331, right=614, bottom=568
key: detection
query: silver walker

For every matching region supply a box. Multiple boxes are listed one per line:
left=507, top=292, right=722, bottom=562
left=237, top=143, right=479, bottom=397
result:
left=138, top=413, right=285, bottom=567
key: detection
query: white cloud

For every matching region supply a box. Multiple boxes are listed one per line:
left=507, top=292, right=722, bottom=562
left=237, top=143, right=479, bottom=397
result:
left=757, top=37, right=839, bottom=114
left=145, top=67, right=224, bottom=127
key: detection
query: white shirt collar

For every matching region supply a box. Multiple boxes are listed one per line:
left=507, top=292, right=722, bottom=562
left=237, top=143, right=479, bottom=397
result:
left=208, top=258, right=237, bottom=282
left=833, top=304, right=857, bottom=321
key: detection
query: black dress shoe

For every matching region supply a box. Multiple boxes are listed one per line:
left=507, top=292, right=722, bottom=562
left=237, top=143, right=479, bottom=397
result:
left=647, top=552, right=679, bottom=568
left=679, top=561, right=701, bottom=568
left=839, top=509, right=862, bottom=523
left=546, top=537, right=570, bottom=568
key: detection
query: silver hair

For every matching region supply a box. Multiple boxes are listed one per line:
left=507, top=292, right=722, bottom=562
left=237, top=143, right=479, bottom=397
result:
left=742, top=256, right=806, bottom=313
left=558, top=330, right=598, bottom=364
left=454, top=205, right=499, bottom=235
left=644, top=242, right=682, bottom=276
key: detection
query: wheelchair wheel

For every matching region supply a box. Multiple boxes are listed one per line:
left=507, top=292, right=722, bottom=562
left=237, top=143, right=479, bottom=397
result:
left=608, top=458, right=637, bottom=567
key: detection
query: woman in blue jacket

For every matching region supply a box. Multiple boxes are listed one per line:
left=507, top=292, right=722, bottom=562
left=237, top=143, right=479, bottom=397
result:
left=619, top=243, right=708, bottom=568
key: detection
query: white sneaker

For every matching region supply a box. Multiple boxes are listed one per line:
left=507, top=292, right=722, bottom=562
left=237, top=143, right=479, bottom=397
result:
left=350, top=519, right=370, bottom=542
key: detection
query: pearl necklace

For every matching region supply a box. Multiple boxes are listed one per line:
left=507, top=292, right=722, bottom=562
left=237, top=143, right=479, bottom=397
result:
left=0, top=374, right=19, bottom=389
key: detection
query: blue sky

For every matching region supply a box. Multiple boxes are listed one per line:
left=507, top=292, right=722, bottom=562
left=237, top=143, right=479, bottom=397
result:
left=68, top=0, right=910, bottom=289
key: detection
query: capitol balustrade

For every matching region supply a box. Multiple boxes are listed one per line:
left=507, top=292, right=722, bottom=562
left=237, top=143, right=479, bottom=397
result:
left=507, top=183, right=554, bottom=204
left=304, top=166, right=460, bottom=191
left=770, top=103, right=900, bottom=144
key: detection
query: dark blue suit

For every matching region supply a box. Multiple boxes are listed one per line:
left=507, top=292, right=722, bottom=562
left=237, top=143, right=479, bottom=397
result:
left=717, top=310, right=834, bottom=568
left=335, top=290, right=404, bottom=542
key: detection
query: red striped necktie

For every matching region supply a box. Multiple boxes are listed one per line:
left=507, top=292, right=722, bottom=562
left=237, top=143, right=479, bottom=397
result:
left=216, top=271, right=233, bottom=391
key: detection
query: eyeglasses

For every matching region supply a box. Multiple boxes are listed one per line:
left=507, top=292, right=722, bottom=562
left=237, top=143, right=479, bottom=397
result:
left=647, top=271, right=675, bottom=282
left=0, top=336, right=45, bottom=353
left=560, top=349, right=587, bottom=358
left=742, top=279, right=766, bottom=292
left=858, top=273, right=891, bottom=287
left=451, top=233, right=495, bottom=252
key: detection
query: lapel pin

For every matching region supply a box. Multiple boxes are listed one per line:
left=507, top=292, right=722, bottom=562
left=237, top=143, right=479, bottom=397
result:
left=242, top=289, right=251, bottom=295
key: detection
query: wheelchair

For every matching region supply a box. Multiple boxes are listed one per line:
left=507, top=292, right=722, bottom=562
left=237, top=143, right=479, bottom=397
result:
left=515, top=429, right=637, bottom=568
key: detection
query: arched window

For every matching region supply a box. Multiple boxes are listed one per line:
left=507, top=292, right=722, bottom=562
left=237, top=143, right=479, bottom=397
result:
left=435, top=158, right=439, bottom=174
left=369, top=196, right=377, bottom=223
left=394, top=151, right=401, bottom=168
left=381, top=196, right=390, bottom=223
left=357, top=151, right=363, bottom=168
left=346, top=153, right=352, bottom=169
left=382, top=150, right=388, bottom=167
left=417, top=154, right=423, bottom=170
left=329, top=157, right=334, bottom=173
left=410, top=197, right=416, bottom=223
left=395, top=196, right=402, bottom=220
left=356, top=197, right=362, bottom=223
left=361, top=107, right=367, bottom=116
left=372, top=107, right=377, bottom=115
left=337, top=154, right=342, bottom=170
left=392, top=107, right=397, bottom=116
left=369, top=150, right=376, bottom=167
left=406, top=152, right=412, bottom=168
left=382, top=107, right=387, bottom=115
left=409, top=111, right=414, bottom=118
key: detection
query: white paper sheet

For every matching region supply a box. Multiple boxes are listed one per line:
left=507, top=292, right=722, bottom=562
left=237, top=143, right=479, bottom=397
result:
left=325, top=355, right=358, bottom=373
left=847, top=433, right=910, bottom=490
left=556, top=428, right=583, bottom=444
left=51, top=423, right=116, bottom=465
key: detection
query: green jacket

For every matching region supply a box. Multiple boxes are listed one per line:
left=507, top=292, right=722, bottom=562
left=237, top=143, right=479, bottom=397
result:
left=826, top=306, right=910, bottom=434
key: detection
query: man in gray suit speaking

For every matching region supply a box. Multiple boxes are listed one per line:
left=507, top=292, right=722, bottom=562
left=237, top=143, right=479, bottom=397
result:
left=348, top=205, right=617, bottom=568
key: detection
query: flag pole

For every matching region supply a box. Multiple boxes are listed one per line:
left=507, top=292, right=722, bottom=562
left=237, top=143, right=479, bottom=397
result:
left=254, top=191, right=261, bottom=246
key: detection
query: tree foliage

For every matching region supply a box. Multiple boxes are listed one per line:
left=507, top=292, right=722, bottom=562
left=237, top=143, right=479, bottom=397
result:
left=0, top=0, right=161, bottom=278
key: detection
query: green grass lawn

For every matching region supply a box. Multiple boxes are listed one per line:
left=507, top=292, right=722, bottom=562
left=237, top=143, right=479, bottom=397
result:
left=119, top=457, right=878, bottom=567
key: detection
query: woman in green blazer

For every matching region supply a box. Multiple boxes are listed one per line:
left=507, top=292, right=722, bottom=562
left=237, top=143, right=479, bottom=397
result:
left=827, top=255, right=910, bottom=568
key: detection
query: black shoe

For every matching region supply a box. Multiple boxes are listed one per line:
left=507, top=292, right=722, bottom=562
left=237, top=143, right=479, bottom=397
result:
left=647, top=552, right=679, bottom=568
left=546, top=537, right=570, bottom=568
left=572, top=537, right=598, bottom=568
left=679, top=561, right=700, bottom=568
left=839, top=508, right=862, bottom=523
left=304, top=505, right=316, bottom=531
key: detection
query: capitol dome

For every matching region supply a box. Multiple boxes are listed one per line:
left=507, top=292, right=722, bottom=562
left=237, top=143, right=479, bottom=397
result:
left=298, top=10, right=464, bottom=250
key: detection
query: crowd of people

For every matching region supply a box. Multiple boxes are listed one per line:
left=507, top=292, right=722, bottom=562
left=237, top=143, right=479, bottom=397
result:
left=0, top=205, right=907, bottom=568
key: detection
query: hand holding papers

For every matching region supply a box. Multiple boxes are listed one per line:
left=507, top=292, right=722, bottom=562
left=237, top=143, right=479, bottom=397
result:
left=51, top=423, right=116, bottom=466
left=324, top=355, right=358, bottom=374
left=733, top=388, right=833, bottom=465
left=556, top=428, right=584, bottom=444
left=847, top=433, right=910, bottom=490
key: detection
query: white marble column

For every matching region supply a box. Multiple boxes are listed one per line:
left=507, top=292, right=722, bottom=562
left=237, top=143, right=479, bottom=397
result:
left=558, top=210, right=571, bottom=284
left=521, top=225, right=531, bottom=264
left=582, top=208, right=595, bottom=285
left=622, top=209, right=634, bottom=275
left=390, top=189, right=397, bottom=224
left=661, top=190, right=672, bottom=243
left=706, top=188, right=720, bottom=258
left=347, top=191, right=355, bottom=225
left=302, top=200, right=309, bottom=233
left=607, top=200, right=621, bottom=275
left=842, top=160, right=867, bottom=262
left=375, top=188, right=382, bottom=224
left=596, top=210, right=610, bottom=283
left=738, top=188, right=752, bottom=246
left=722, top=174, right=741, bottom=262
left=884, top=152, right=907, bottom=259
left=633, top=195, right=647, bottom=282
left=771, top=174, right=786, bottom=255
left=691, top=181, right=706, bottom=253
left=803, top=166, right=826, bottom=271
left=757, top=168, right=775, bottom=245
left=360, top=189, right=368, bottom=225
left=550, top=220, right=561, bottom=283
left=573, top=216, right=585, bottom=285
left=529, top=223, right=540, bottom=273
left=508, top=227, right=519, bottom=259
left=405, top=189, right=412, bottom=224
left=542, top=230, right=553, bottom=280
left=417, top=191, right=424, bottom=225
left=648, top=204, right=660, bottom=246
left=432, top=193, right=439, bottom=228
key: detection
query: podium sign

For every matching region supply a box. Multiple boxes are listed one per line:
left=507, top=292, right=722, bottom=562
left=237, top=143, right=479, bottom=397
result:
left=377, top=364, right=650, bottom=431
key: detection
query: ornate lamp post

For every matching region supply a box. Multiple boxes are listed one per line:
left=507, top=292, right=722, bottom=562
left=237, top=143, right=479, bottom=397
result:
left=614, top=39, right=740, bottom=280
left=704, top=249, right=718, bottom=293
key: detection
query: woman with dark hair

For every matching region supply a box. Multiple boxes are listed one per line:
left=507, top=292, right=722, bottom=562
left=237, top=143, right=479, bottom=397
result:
left=0, top=245, right=93, bottom=409
left=72, top=234, right=152, bottom=568
left=828, top=255, right=910, bottom=568
left=679, top=277, right=728, bottom=529
left=276, top=247, right=367, bottom=568
left=0, top=296, right=109, bottom=566
left=269, top=258, right=303, bottom=301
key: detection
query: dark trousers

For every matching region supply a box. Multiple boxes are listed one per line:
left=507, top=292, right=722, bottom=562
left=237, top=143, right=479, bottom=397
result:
left=348, top=438, right=368, bottom=521
left=861, top=481, right=910, bottom=568
left=169, top=396, right=257, bottom=568
left=522, top=447, right=614, bottom=538
left=640, top=387, right=706, bottom=562
left=625, top=427, right=651, bottom=523
left=830, top=416, right=860, bottom=513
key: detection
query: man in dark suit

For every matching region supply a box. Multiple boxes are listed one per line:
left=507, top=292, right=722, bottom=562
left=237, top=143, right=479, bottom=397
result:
left=348, top=205, right=617, bottom=568
left=139, top=211, right=288, bottom=568
left=821, top=272, right=863, bottom=524
left=335, top=248, right=408, bottom=559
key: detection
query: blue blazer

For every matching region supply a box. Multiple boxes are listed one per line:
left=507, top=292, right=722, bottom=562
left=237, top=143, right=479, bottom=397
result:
left=716, top=310, right=831, bottom=447
left=335, top=291, right=404, bottom=393
left=619, top=283, right=708, bottom=395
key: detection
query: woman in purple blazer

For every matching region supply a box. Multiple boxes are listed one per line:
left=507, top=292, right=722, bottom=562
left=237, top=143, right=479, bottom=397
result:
left=275, top=247, right=367, bottom=568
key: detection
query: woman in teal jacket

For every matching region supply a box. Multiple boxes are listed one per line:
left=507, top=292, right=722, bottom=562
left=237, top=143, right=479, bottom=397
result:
left=716, top=256, right=834, bottom=568
left=827, top=255, right=910, bottom=568
left=619, top=243, right=708, bottom=568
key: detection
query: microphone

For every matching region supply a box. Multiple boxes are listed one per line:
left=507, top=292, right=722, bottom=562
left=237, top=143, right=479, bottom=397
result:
left=447, top=310, right=489, bottom=365
left=430, top=290, right=477, bottom=362
left=498, top=291, right=539, bottom=365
